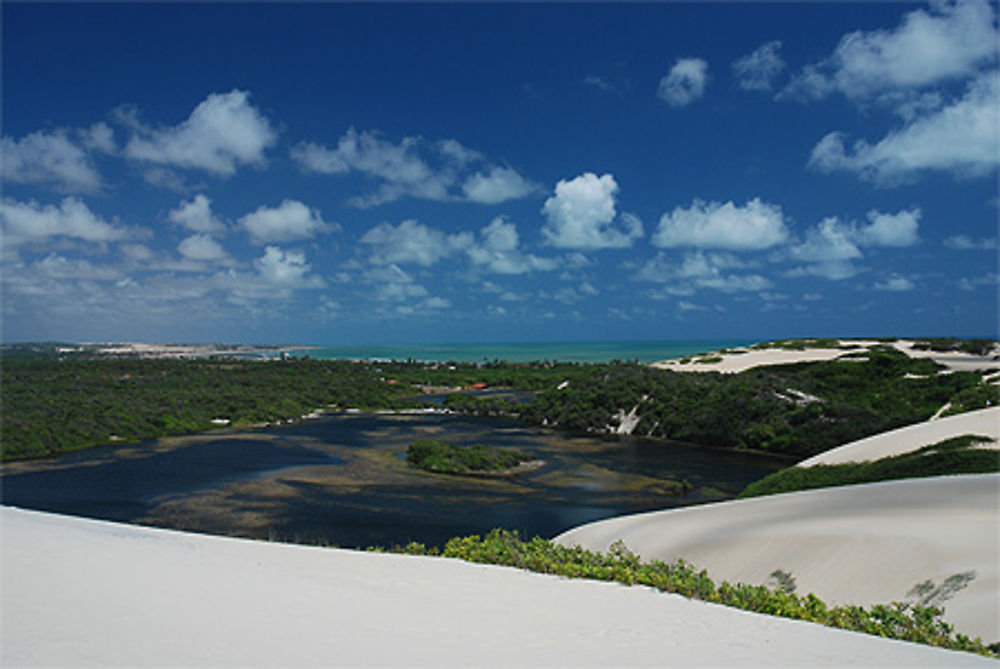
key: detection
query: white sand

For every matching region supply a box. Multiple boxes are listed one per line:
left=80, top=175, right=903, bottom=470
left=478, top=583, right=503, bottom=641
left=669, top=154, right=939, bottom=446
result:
left=3, top=507, right=995, bottom=667
left=556, top=474, right=1000, bottom=643
left=651, top=339, right=1000, bottom=374
left=799, top=407, right=1000, bottom=466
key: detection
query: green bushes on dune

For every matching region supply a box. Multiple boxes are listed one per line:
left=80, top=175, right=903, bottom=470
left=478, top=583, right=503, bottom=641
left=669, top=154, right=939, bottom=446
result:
left=375, top=529, right=996, bottom=658
left=738, top=435, right=1000, bottom=498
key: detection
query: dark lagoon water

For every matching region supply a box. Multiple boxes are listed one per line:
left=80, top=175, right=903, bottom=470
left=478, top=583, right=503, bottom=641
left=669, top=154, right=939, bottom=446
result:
left=1, top=412, right=791, bottom=549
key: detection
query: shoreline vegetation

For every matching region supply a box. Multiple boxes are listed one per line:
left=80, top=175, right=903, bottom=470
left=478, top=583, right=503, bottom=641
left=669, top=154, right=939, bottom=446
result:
left=2, top=337, right=997, bottom=462
left=2, top=337, right=999, bottom=657
left=373, top=529, right=997, bottom=658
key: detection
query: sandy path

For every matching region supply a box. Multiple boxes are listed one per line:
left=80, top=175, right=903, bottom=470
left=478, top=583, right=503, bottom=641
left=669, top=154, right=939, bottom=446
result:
left=3, top=506, right=995, bottom=667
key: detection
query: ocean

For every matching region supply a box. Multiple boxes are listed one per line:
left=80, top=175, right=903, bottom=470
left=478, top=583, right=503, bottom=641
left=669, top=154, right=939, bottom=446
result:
left=283, top=340, right=751, bottom=364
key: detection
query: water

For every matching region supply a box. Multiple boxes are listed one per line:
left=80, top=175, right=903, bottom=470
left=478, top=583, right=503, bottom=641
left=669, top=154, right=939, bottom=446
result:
left=281, top=340, right=751, bottom=364
left=1, top=412, right=790, bottom=549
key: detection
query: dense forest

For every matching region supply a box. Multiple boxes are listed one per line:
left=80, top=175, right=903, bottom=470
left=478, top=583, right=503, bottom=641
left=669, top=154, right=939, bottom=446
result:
left=1, top=344, right=996, bottom=462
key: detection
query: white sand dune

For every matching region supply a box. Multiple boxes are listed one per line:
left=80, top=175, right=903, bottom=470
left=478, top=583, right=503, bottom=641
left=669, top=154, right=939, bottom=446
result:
left=799, top=407, right=999, bottom=466
left=2, top=507, right=996, bottom=667
left=651, top=339, right=1000, bottom=374
left=556, top=474, right=1000, bottom=644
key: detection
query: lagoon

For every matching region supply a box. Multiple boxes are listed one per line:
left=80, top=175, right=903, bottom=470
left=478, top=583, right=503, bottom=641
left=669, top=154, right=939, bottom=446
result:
left=1, top=411, right=789, bottom=549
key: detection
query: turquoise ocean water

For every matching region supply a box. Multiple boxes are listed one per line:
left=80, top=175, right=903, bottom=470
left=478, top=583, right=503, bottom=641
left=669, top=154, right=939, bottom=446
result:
left=283, top=340, right=752, bottom=364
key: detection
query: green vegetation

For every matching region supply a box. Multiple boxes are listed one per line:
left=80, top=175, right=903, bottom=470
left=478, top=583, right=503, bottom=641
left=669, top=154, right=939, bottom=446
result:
left=913, top=338, right=998, bottom=357
left=375, top=529, right=995, bottom=658
left=520, top=349, right=997, bottom=456
left=3, top=343, right=997, bottom=462
left=0, top=357, right=422, bottom=460
left=738, top=435, right=999, bottom=498
left=405, top=440, right=530, bottom=475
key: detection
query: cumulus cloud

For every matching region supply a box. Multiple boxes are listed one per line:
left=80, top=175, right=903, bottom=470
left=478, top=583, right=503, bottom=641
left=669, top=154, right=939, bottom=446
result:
left=781, top=0, right=998, bottom=101
left=239, top=200, right=335, bottom=245
left=652, top=197, right=788, bottom=251
left=462, top=167, right=538, bottom=204
left=168, top=194, right=227, bottom=236
left=944, top=234, right=998, bottom=250
left=77, top=123, right=116, bottom=154
left=1, top=131, right=103, bottom=192
left=254, top=246, right=325, bottom=288
left=123, top=90, right=277, bottom=176
left=360, top=219, right=470, bottom=267
left=635, top=251, right=772, bottom=293
left=808, top=71, right=999, bottom=184
left=0, top=197, right=146, bottom=247
left=466, top=217, right=559, bottom=274
left=658, top=58, right=709, bottom=107
left=787, top=217, right=863, bottom=279
left=292, top=129, right=534, bottom=207
left=732, top=41, right=785, bottom=92
left=874, top=275, right=916, bottom=291
left=855, top=208, right=920, bottom=247
left=541, top=172, right=643, bottom=249
left=177, top=233, right=229, bottom=262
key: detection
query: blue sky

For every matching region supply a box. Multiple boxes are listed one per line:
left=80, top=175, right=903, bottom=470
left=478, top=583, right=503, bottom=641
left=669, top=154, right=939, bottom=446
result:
left=2, top=1, right=997, bottom=345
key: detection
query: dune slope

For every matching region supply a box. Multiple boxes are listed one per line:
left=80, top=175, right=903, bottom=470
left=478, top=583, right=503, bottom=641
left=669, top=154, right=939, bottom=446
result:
left=3, top=506, right=996, bottom=667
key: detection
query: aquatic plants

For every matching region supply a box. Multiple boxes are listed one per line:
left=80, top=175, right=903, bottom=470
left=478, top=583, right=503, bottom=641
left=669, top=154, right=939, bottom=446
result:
left=377, top=529, right=996, bottom=658
left=406, top=440, right=529, bottom=475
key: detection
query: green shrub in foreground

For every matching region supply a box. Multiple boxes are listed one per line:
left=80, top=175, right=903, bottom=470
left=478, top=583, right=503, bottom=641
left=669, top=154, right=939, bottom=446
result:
left=375, top=529, right=996, bottom=658
left=738, top=435, right=999, bottom=499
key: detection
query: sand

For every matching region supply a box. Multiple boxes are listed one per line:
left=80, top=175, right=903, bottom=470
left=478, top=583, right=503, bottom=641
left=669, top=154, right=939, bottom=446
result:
left=2, top=506, right=996, bottom=667
left=556, top=474, right=1000, bottom=643
left=799, top=406, right=999, bottom=466
left=651, top=339, right=1000, bottom=374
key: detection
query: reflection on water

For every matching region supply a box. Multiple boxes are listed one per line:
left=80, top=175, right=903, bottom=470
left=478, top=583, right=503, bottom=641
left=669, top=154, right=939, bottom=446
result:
left=1, top=412, right=790, bottom=549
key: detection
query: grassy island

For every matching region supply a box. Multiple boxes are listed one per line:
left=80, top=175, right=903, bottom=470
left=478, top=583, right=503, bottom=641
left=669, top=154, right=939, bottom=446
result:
left=406, top=440, right=532, bottom=475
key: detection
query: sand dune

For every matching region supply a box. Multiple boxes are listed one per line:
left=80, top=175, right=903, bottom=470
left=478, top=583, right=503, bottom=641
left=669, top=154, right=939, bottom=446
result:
left=799, top=406, right=999, bottom=466
left=556, top=474, right=1000, bottom=643
left=651, top=339, right=1000, bottom=374
left=2, top=506, right=995, bottom=667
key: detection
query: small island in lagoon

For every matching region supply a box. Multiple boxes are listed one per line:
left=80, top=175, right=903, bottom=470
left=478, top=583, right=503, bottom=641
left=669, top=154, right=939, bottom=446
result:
left=405, top=439, right=542, bottom=476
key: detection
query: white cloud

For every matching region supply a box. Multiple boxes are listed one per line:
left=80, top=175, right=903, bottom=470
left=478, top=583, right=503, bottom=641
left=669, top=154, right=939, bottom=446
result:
left=944, top=234, right=998, bottom=250
left=291, top=129, right=452, bottom=207
left=293, top=129, right=535, bottom=207
left=789, top=217, right=863, bottom=263
left=239, top=200, right=335, bottom=245
left=541, top=172, right=643, bottom=249
left=658, top=58, right=709, bottom=107
left=782, top=0, right=998, bottom=101
left=254, top=246, right=325, bottom=288
left=360, top=219, right=470, bottom=267
left=635, top=251, right=772, bottom=293
left=177, top=233, right=229, bottom=262
left=0, top=197, right=146, bottom=247
left=120, top=243, right=154, bottom=261
left=808, top=71, right=999, bottom=183
left=856, top=208, right=920, bottom=247
left=732, top=41, right=785, bottom=92
left=124, top=90, right=277, bottom=176
left=168, top=194, right=227, bottom=236
left=1, top=131, right=102, bottom=192
left=874, top=275, right=916, bottom=291
left=787, top=217, right=863, bottom=280
left=462, top=167, right=538, bottom=204
left=583, top=75, right=620, bottom=95
left=652, top=197, right=789, bottom=251
left=77, top=122, right=116, bottom=154
left=466, top=217, right=559, bottom=274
